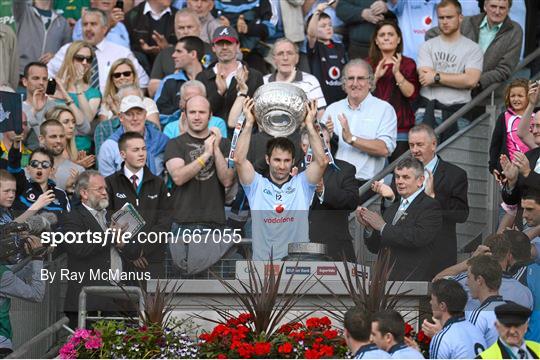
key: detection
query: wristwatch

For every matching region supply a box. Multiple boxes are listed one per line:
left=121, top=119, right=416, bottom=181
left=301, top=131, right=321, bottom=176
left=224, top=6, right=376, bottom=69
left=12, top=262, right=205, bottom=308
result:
left=434, top=73, right=441, bottom=84
left=349, top=136, right=357, bottom=145
left=237, top=92, right=247, bottom=98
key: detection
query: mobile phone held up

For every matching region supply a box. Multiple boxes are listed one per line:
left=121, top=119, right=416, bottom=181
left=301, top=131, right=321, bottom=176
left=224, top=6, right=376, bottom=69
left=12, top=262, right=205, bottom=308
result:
left=115, top=0, right=124, bottom=10
left=46, top=78, right=57, bottom=95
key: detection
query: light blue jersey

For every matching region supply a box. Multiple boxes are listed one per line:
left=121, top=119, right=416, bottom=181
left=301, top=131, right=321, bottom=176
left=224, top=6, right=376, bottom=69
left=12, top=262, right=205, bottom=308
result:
left=526, top=263, right=540, bottom=342
left=452, top=272, right=533, bottom=312
left=388, top=343, right=424, bottom=359
left=242, top=172, right=315, bottom=260
left=354, top=344, right=391, bottom=359
left=430, top=317, right=486, bottom=359
left=467, top=295, right=507, bottom=347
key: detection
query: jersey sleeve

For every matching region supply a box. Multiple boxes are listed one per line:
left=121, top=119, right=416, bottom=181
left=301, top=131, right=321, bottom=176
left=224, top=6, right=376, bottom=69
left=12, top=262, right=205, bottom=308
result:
left=430, top=334, right=452, bottom=359
left=242, top=172, right=262, bottom=204
left=298, top=171, right=316, bottom=207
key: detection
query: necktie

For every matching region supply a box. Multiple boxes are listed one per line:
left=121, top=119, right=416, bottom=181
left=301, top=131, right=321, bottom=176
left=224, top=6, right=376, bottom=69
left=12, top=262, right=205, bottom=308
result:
left=95, top=209, right=107, bottom=230
left=90, top=48, right=100, bottom=89
left=392, top=199, right=408, bottom=225
left=131, top=175, right=138, bottom=190
left=518, top=349, right=527, bottom=359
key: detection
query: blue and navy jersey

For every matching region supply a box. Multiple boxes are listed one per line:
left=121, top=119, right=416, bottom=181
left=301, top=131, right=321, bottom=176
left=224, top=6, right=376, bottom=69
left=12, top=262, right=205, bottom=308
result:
left=430, top=316, right=486, bottom=359
left=388, top=343, right=424, bottom=359
left=353, top=344, right=391, bottom=359
left=467, top=295, right=507, bottom=347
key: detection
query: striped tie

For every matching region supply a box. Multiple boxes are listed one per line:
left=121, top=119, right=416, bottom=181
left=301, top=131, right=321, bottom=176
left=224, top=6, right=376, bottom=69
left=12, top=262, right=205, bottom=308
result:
left=90, top=48, right=99, bottom=89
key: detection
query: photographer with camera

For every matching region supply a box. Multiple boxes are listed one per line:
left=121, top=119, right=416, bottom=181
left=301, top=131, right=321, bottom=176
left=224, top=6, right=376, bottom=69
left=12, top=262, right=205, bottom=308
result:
left=0, top=235, right=46, bottom=357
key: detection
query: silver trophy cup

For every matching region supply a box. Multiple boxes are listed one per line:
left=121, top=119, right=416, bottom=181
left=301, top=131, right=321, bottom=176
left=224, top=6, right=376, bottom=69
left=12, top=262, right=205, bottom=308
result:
left=252, top=82, right=308, bottom=137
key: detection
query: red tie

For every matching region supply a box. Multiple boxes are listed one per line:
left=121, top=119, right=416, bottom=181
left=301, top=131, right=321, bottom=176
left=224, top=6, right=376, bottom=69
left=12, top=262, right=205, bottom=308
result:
left=131, top=175, right=138, bottom=190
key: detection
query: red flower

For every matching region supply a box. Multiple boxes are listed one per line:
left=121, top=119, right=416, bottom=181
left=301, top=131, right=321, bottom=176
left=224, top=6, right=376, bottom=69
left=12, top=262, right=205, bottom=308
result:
left=306, top=318, right=319, bottom=329
left=305, top=349, right=321, bottom=359
left=278, top=342, right=293, bottom=354
left=315, top=337, right=324, bottom=343
left=320, top=317, right=331, bottom=327
left=323, top=329, right=338, bottom=339
left=320, top=345, right=334, bottom=357
left=417, top=330, right=430, bottom=343
left=254, top=342, right=271, bottom=356
left=217, top=354, right=227, bottom=359
left=238, top=313, right=252, bottom=324
left=404, top=322, right=413, bottom=336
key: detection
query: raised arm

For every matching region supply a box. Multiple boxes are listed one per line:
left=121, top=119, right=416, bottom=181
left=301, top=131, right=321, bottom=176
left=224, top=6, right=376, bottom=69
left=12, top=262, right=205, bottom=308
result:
left=305, top=100, right=328, bottom=185
left=517, top=84, right=539, bottom=149
left=234, top=98, right=256, bottom=185
left=166, top=135, right=215, bottom=186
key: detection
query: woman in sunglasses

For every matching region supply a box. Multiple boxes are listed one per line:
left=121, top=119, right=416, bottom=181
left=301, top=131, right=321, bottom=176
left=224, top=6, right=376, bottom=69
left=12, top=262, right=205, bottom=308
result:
left=98, top=58, right=160, bottom=128
left=54, top=41, right=101, bottom=152
left=10, top=146, right=71, bottom=217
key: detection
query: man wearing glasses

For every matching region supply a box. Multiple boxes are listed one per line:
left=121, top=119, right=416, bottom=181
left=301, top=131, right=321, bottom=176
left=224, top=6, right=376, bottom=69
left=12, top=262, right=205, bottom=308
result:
left=322, top=58, right=397, bottom=203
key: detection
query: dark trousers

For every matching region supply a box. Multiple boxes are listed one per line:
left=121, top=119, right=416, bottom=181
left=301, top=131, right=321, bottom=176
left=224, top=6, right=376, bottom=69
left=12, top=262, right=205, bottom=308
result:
left=348, top=42, right=369, bottom=60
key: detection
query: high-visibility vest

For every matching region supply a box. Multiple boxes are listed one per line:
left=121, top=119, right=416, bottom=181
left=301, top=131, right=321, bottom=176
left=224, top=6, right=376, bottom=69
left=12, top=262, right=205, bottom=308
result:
left=479, top=340, right=540, bottom=359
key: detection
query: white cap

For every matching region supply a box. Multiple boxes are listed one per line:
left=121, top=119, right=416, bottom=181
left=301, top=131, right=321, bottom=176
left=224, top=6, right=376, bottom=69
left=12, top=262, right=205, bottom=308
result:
left=119, top=95, right=145, bottom=113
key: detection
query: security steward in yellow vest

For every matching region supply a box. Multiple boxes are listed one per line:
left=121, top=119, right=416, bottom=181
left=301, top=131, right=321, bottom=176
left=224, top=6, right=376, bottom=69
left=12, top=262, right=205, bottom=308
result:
left=478, top=303, right=540, bottom=359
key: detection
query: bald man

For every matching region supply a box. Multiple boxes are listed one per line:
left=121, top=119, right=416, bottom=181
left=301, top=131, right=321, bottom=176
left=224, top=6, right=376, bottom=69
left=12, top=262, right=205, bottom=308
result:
left=163, top=95, right=235, bottom=275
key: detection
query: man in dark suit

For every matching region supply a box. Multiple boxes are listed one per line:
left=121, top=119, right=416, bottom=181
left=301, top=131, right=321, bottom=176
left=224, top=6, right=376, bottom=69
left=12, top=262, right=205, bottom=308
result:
left=301, top=125, right=360, bottom=261
left=357, top=157, right=442, bottom=281
left=372, top=124, right=469, bottom=275
left=61, top=170, right=130, bottom=329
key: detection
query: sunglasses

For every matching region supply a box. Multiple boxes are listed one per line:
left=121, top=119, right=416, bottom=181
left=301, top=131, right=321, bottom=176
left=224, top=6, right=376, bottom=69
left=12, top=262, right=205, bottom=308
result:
left=29, top=160, right=52, bottom=169
left=112, top=71, right=133, bottom=79
left=73, top=54, right=93, bottom=63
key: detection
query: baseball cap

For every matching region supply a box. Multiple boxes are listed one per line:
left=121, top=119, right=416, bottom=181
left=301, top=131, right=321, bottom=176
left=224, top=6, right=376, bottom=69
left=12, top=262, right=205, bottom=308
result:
left=120, top=95, right=145, bottom=113
left=212, top=26, right=239, bottom=44
left=495, top=302, right=532, bottom=326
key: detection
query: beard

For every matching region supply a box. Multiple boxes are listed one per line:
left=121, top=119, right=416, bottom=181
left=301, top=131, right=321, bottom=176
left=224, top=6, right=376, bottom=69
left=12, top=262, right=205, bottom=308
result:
left=89, top=197, right=109, bottom=211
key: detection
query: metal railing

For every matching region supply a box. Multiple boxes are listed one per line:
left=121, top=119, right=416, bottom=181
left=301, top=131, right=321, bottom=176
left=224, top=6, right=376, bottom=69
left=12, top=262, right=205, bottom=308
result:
left=357, top=47, right=540, bottom=201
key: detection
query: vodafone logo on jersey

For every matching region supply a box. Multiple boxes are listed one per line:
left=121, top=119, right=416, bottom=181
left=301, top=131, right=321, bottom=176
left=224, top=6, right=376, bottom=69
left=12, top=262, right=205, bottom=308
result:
left=328, top=66, right=341, bottom=80
left=275, top=204, right=285, bottom=213
left=423, top=16, right=432, bottom=26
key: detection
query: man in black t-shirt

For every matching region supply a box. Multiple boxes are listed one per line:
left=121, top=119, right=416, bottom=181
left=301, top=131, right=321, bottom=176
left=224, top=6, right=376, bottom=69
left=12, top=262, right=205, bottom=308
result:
left=164, top=95, right=235, bottom=274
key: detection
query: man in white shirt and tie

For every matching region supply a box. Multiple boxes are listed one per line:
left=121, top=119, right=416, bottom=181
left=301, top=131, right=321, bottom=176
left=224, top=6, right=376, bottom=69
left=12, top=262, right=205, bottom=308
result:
left=48, top=8, right=149, bottom=93
left=357, top=156, right=442, bottom=280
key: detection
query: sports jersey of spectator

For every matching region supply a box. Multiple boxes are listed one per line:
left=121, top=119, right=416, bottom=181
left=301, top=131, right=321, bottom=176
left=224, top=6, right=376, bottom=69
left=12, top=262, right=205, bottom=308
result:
left=13, top=0, right=71, bottom=75
left=124, top=1, right=178, bottom=71
left=54, top=0, right=90, bottom=21
left=72, top=17, right=130, bottom=49
left=427, top=5, right=523, bottom=91
left=212, top=0, right=276, bottom=73
left=525, top=262, right=540, bottom=342
left=387, top=343, right=424, bottom=359
left=489, top=109, right=532, bottom=174
left=336, top=0, right=391, bottom=59
left=352, top=344, right=391, bottom=359
left=307, top=9, right=347, bottom=105
left=0, top=24, right=18, bottom=90
left=429, top=316, right=487, bottom=358
left=9, top=150, right=71, bottom=217
left=387, top=0, right=481, bottom=61
left=48, top=11, right=149, bottom=93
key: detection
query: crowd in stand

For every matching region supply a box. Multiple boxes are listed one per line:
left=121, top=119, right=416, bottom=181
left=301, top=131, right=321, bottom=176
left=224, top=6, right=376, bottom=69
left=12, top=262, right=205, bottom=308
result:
left=1, top=0, right=540, bottom=358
